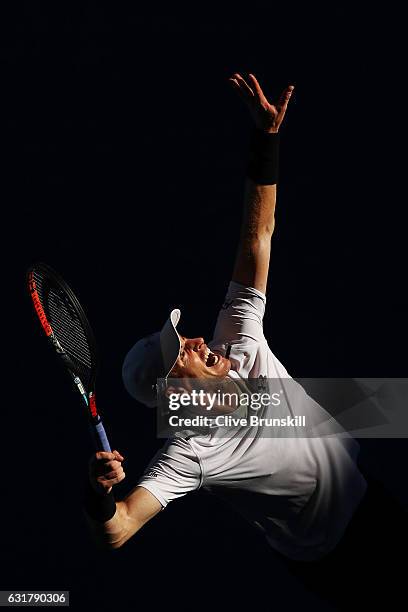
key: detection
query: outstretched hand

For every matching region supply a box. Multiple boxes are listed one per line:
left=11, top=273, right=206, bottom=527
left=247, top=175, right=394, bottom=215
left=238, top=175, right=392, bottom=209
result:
left=229, top=73, right=294, bottom=133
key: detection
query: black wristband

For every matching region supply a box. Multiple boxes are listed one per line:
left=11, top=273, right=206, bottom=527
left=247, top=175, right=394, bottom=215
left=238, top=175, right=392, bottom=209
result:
left=247, top=128, right=280, bottom=185
left=83, top=480, right=116, bottom=523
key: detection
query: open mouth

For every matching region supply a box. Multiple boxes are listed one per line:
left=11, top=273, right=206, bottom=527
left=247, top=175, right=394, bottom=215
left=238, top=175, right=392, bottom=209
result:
left=203, top=347, right=221, bottom=367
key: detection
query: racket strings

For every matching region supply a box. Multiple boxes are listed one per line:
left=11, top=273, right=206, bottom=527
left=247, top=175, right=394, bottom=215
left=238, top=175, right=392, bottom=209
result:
left=31, top=269, right=95, bottom=387
left=46, top=290, right=93, bottom=382
left=47, top=294, right=91, bottom=359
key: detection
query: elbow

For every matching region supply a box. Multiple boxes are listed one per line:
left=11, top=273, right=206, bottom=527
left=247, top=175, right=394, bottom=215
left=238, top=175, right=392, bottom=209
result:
left=86, top=520, right=129, bottom=551
left=247, top=232, right=273, bottom=254
left=104, top=526, right=137, bottom=551
left=261, top=218, right=275, bottom=238
left=86, top=501, right=141, bottom=551
left=108, top=532, right=130, bottom=550
left=247, top=224, right=275, bottom=243
left=103, top=529, right=130, bottom=550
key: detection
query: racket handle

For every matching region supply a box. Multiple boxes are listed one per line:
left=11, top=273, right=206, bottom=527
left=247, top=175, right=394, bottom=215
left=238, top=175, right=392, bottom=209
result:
left=91, top=419, right=112, bottom=452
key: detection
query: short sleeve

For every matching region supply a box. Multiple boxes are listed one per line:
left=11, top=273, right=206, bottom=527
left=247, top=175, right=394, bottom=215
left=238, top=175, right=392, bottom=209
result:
left=209, top=281, right=266, bottom=349
left=137, top=437, right=202, bottom=508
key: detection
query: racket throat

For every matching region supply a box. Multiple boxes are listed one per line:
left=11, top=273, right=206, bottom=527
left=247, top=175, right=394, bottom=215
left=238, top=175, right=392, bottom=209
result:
left=71, top=374, right=98, bottom=419
left=73, top=376, right=87, bottom=400
left=88, top=391, right=99, bottom=418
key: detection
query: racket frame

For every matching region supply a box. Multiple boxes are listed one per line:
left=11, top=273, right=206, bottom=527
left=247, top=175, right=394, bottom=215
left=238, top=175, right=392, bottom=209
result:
left=27, top=262, right=111, bottom=452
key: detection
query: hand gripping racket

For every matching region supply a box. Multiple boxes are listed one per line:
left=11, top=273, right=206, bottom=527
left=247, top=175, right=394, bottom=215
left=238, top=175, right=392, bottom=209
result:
left=27, top=262, right=111, bottom=452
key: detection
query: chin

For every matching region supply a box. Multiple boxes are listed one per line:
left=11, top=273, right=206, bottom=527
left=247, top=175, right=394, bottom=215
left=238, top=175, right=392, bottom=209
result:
left=210, top=357, right=231, bottom=378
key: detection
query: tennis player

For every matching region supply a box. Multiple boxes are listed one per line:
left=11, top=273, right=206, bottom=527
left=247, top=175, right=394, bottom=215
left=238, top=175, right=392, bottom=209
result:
left=84, top=73, right=367, bottom=563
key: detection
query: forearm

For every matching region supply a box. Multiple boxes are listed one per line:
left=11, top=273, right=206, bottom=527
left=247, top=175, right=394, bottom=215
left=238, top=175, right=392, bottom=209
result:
left=84, top=500, right=129, bottom=550
left=232, top=136, right=278, bottom=294
left=240, top=179, right=276, bottom=240
left=232, top=180, right=275, bottom=293
left=85, top=498, right=141, bottom=550
left=84, top=483, right=160, bottom=550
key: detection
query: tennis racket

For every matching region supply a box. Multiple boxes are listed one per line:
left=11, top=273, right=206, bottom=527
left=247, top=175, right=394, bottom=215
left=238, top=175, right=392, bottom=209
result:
left=27, top=262, right=111, bottom=452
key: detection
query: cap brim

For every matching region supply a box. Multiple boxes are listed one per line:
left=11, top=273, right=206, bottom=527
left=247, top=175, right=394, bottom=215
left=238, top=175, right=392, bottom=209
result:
left=160, top=308, right=182, bottom=377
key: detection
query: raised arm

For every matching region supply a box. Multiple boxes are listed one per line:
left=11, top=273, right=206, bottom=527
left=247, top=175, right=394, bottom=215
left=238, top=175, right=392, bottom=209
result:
left=229, top=73, right=294, bottom=294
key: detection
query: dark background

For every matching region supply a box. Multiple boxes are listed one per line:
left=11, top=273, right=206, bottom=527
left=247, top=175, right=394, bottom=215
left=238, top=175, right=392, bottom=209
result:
left=3, top=2, right=407, bottom=610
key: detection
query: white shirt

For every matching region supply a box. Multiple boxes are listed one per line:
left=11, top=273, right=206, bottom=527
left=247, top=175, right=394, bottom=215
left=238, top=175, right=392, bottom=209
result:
left=137, top=281, right=367, bottom=560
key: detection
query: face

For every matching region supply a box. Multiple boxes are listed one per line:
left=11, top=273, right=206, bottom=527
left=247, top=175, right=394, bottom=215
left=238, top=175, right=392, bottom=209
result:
left=171, top=336, right=231, bottom=379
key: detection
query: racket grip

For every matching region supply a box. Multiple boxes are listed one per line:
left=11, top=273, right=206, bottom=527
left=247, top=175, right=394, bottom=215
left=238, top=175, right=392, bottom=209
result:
left=92, top=419, right=112, bottom=452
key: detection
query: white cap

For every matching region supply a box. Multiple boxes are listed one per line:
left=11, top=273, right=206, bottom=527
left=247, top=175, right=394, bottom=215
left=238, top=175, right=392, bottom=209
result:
left=122, top=309, right=182, bottom=407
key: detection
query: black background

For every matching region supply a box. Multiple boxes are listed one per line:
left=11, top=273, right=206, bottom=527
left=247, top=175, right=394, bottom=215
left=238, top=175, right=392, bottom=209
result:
left=3, top=2, right=407, bottom=610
